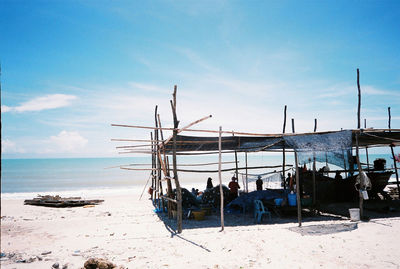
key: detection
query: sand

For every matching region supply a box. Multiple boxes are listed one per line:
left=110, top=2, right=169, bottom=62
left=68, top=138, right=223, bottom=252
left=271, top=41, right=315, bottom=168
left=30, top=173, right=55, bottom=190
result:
left=1, top=192, right=400, bottom=269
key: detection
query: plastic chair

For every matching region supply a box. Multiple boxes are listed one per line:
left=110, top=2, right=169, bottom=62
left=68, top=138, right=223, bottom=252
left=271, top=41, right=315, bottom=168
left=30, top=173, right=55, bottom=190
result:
left=254, top=199, right=271, bottom=223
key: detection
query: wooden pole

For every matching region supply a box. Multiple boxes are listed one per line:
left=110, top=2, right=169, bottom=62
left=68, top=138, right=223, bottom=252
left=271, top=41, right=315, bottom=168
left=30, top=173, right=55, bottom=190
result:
left=364, top=118, right=370, bottom=172
left=292, top=118, right=302, bottom=226
left=343, top=149, right=348, bottom=178
left=167, top=164, right=292, bottom=173
left=357, top=68, right=361, bottom=129
left=160, top=114, right=213, bottom=149
left=245, top=152, right=248, bottom=193
left=312, top=119, right=317, bottom=206
left=171, top=85, right=182, bottom=233
left=111, top=138, right=164, bottom=142
left=155, top=105, right=163, bottom=211
left=291, top=118, right=295, bottom=133
left=295, top=151, right=302, bottom=226
left=218, top=126, right=224, bottom=231
left=233, top=131, right=239, bottom=179
left=151, top=132, right=155, bottom=201
left=282, top=105, right=287, bottom=190
left=388, top=107, right=400, bottom=198
left=355, top=132, right=364, bottom=218
left=158, top=114, right=173, bottom=218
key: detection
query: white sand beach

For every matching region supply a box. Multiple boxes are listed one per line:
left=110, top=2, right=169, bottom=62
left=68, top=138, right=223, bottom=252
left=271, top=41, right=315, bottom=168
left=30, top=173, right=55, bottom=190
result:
left=1, top=192, right=400, bottom=269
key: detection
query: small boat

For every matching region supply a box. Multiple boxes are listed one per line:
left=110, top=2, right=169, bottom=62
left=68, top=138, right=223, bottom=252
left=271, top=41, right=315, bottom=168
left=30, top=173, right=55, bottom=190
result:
left=301, top=170, right=393, bottom=202
left=24, top=195, right=104, bottom=208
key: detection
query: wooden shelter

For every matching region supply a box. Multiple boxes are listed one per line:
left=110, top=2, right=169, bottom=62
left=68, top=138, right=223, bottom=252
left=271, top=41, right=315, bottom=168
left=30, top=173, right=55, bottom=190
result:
left=111, top=84, right=400, bottom=233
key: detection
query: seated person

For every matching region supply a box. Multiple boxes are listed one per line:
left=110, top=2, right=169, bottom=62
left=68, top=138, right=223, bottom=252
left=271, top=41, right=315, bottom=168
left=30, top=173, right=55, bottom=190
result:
left=206, top=177, right=213, bottom=189
left=334, top=171, right=343, bottom=180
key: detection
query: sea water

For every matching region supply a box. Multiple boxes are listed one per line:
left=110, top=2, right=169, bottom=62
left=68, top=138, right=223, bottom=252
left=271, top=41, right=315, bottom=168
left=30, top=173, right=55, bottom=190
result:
left=1, top=153, right=397, bottom=199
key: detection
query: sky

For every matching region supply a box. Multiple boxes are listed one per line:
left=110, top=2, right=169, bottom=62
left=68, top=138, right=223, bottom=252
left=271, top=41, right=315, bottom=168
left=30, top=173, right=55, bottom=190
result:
left=1, top=0, right=400, bottom=158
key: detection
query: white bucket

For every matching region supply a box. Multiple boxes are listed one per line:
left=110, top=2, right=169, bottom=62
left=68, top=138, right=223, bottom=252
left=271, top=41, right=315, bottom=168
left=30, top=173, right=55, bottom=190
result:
left=349, top=208, right=360, bottom=221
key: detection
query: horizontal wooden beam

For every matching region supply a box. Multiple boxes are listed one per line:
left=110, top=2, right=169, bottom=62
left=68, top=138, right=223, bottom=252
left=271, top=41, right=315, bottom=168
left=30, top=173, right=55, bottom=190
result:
left=120, top=167, right=158, bottom=171
left=116, top=144, right=152, bottom=149
left=111, top=139, right=164, bottom=142
left=160, top=195, right=177, bottom=203
left=175, top=165, right=288, bottom=173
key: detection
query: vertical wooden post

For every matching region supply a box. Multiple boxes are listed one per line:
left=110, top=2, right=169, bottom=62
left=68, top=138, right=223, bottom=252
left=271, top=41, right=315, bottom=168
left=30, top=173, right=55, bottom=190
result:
left=234, top=151, right=239, bottom=179
left=291, top=118, right=295, bottom=133
left=295, top=152, right=302, bottom=226
left=357, top=68, right=361, bottom=129
left=312, top=119, right=317, bottom=206
left=356, top=69, right=364, bottom=217
left=355, top=132, right=364, bottom=218
left=388, top=107, right=400, bottom=198
left=218, top=126, right=224, bottom=231
left=364, top=119, right=370, bottom=172
left=157, top=114, right=173, bottom=218
left=151, top=132, right=155, bottom=201
left=282, top=105, right=287, bottom=190
left=171, top=85, right=182, bottom=233
left=292, top=118, right=302, bottom=226
left=155, top=106, right=163, bottom=210
left=245, top=152, right=248, bottom=193
left=233, top=132, right=239, bottom=179
left=343, top=149, right=348, bottom=178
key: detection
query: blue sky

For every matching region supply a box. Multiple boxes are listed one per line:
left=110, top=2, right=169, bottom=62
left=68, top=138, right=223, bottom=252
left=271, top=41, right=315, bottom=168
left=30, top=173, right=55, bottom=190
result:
left=1, top=0, right=400, bottom=158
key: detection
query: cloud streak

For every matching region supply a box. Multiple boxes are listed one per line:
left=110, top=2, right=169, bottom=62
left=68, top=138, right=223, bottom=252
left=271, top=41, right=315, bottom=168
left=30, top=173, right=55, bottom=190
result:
left=49, top=131, right=88, bottom=152
left=2, top=94, right=77, bottom=113
left=1, top=139, right=25, bottom=153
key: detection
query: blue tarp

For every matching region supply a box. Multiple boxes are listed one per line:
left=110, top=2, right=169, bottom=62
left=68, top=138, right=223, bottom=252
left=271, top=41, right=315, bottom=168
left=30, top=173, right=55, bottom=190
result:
left=227, top=190, right=283, bottom=209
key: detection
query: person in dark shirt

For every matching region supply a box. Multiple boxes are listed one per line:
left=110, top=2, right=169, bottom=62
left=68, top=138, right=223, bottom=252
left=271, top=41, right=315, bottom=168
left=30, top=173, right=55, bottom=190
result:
left=228, top=176, right=240, bottom=200
left=256, top=175, right=263, bottom=191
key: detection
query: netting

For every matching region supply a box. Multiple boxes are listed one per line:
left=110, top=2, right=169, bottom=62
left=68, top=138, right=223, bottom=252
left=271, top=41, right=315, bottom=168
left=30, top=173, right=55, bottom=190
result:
left=283, top=130, right=353, bottom=169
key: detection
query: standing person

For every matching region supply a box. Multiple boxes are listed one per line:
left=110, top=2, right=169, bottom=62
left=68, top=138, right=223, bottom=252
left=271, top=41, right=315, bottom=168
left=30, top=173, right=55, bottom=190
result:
left=256, top=175, right=263, bottom=191
left=286, top=173, right=294, bottom=191
left=206, top=177, right=213, bottom=189
left=228, top=176, right=240, bottom=200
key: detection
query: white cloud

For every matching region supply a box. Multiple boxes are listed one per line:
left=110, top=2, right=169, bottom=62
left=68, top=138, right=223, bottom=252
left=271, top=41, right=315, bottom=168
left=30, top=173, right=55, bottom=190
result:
left=363, top=85, right=398, bottom=96
left=49, top=131, right=88, bottom=152
left=129, top=82, right=170, bottom=94
left=1, top=105, right=12, bottom=112
left=3, top=94, right=77, bottom=113
left=1, top=139, right=25, bottom=153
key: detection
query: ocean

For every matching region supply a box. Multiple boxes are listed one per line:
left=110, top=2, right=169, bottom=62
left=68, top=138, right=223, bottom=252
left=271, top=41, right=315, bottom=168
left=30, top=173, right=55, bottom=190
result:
left=1, top=153, right=398, bottom=199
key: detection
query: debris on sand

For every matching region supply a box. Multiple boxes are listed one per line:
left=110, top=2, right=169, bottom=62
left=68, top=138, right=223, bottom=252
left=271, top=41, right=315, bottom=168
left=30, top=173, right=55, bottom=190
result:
left=24, top=195, right=104, bottom=208
left=83, top=258, right=125, bottom=269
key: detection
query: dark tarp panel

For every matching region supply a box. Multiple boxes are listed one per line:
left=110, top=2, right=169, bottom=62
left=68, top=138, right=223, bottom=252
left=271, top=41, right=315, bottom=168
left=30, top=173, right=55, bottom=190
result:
left=164, top=129, right=400, bottom=153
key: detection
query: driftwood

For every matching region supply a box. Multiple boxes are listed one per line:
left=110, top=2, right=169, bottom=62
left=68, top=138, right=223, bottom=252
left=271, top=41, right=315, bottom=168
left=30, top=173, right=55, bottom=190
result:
left=24, top=195, right=104, bottom=208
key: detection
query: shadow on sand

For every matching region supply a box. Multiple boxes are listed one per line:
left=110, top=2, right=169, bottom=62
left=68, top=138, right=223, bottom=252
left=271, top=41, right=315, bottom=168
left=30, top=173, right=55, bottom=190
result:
left=155, top=200, right=400, bottom=234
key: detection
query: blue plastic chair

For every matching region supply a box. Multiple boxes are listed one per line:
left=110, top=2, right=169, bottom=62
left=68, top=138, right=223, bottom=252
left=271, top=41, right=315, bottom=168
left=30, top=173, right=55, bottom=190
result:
left=254, top=199, right=271, bottom=223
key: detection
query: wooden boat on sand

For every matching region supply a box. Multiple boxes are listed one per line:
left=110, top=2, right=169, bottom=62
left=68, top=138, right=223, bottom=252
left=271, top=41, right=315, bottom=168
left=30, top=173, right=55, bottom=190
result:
left=301, top=170, right=393, bottom=202
left=24, top=195, right=104, bottom=207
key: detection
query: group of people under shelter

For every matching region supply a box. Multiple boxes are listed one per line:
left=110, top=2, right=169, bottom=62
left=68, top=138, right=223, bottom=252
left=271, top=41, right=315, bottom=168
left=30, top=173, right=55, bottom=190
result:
left=206, top=176, right=241, bottom=200
left=205, top=174, right=265, bottom=201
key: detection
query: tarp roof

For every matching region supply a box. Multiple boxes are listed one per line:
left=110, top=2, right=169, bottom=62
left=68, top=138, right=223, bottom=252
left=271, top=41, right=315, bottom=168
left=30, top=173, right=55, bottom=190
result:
left=163, top=129, right=400, bottom=153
